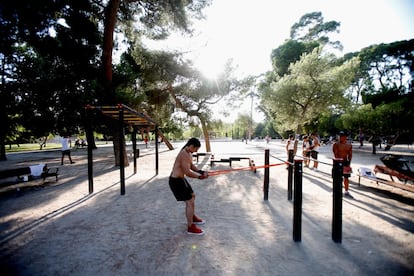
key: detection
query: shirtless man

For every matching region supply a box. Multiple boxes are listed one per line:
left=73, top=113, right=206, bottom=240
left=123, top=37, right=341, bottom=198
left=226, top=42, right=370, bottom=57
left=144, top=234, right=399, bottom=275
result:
left=332, top=131, right=353, bottom=198
left=169, top=138, right=208, bottom=235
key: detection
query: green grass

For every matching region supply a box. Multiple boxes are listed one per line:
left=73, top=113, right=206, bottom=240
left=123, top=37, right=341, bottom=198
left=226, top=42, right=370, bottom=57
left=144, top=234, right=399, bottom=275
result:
left=5, top=143, right=62, bottom=153
left=5, top=141, right=114, bottom=153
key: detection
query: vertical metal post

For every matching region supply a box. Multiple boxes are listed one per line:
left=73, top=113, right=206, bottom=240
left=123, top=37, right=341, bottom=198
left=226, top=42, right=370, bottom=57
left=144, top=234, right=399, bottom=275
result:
left=293, top=159, right=303, bottom=242
left=332, top=158, right=343, bottom=243
left=155, top=125, right=159, bottom=175
left=119, top=107, right=125, bottom=195
left=86, top=108, right=93, bottom=194
left=87, top=142, right=93, bottom=194
left=264, top=149, right=269, bottom=200
left=132, top=126, right=137, bottom=174
left=287, top=162, right=293, bottom=201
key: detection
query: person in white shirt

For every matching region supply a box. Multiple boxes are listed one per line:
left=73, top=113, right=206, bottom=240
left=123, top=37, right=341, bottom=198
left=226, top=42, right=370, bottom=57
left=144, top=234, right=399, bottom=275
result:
left=286, top=134, right=298, bottom=168
left=61, top=136, right=74, bottom=165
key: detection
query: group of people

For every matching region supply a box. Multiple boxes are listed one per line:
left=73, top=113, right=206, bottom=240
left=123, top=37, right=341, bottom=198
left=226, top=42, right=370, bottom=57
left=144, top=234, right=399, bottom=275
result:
left=169, top=132, right=353, bottom=236
left=286, top=133, right=321, bottom=170
left=286, top=132, right=353, bottom=197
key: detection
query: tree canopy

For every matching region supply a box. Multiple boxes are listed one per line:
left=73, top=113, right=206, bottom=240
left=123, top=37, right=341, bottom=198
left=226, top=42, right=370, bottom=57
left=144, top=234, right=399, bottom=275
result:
left=0, top=0, right=212, bottom=160
left=1, top=4, right=413, bottom=161
left=260, top=12, right=413, bottom=145
left=262, top=47, right=359, bottom=133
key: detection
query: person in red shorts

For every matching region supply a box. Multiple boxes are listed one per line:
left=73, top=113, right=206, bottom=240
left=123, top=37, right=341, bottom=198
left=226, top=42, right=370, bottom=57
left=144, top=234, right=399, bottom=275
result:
left=333, top=131, right=353, bottom=198
left=169, top=138, right=209, bottom=235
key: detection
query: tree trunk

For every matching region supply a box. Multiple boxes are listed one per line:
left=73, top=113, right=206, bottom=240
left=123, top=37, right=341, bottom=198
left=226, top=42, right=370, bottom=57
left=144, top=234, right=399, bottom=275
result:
left=200, top=119, right=211, bottom=152
left=84, top=111, right=97, bottom=150
left=101, top=0, right=129, bottom=166
left=102, top=0, right=120, bottom=95
left=112, top=129, right=129, bottom=167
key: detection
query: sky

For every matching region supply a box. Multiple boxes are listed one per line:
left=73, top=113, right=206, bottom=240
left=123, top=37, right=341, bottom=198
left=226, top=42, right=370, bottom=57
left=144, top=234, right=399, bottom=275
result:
left=144, top=0, right=414, bottom=121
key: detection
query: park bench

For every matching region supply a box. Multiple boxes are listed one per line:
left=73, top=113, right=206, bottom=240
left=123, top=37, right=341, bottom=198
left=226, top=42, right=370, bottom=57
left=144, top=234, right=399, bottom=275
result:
left=209, top=155, right=256, bottom=173
left=357, top=167, right=414, bottom=193
left=0, top=164, right=59, bottom=186
left=192, top=152, right=210, bottom=163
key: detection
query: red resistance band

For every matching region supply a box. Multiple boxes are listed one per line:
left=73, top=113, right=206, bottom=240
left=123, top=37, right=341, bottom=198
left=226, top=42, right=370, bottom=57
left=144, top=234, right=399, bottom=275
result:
left=208, top=162, right=287, bottom=176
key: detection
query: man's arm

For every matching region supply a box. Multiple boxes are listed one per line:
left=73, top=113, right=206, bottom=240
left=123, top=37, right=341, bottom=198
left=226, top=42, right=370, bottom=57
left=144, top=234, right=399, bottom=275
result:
left=314, top=138, right=320, bottom=147
left=180, top=154, right=203, bottom=178
left=332, top=143, right=338, bottom=158
left=191, top=162, right=208, bottom=179
left=190, top=163, right=199, bottom=172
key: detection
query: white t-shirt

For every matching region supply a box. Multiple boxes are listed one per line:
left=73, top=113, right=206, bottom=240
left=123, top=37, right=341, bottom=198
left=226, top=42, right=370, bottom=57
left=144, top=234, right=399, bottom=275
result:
left=287, top=139, right=296, bottom=150
left=62, top=138, right=70, bottom=151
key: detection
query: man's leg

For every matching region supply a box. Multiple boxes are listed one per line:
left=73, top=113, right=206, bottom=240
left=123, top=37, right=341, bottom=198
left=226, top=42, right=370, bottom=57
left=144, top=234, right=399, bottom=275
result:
left=313, top=151, right=319, bottom=169
left=185, top=195, right=195, bottom=227
left=344, top=177, right=353, bottom=198
left=69, top=153, right=74, bottom=164
left=185, top=194, right=204, bottom=235
left=191, top=193, right=205, bottom=224
left=344, top=177, right=349, bottom=192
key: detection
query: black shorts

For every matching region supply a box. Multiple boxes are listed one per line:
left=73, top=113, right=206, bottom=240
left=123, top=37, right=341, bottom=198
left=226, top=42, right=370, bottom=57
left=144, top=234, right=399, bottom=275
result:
left=288, top=150, right=295, bottom=162
left=169, top=177, right=194, bottom=201
left=311, top=150, right=318, bottom=159
left=62, top=150, right=71, bottom=156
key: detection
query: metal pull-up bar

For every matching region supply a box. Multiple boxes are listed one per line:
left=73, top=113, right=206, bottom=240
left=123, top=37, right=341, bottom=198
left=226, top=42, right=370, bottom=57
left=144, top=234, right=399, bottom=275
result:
left=85, top=104, right=161, bottom=196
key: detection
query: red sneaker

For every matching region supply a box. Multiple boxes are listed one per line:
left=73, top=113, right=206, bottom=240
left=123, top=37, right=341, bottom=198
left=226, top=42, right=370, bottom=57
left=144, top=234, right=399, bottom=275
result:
left=193, top=215, right=205, bottom=225
left=187, top=224, right=205, bottom=235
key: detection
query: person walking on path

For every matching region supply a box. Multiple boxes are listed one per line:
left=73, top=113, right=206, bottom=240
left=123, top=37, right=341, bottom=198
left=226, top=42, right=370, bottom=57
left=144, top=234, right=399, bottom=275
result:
left=310, top=132, right=320, bottom=171
left=61, top=136, right=74, bottom=165
left=333, top=131, right=353, bottom=198
left=286, top=134, right=298, bottom=169
left=169, top=138, right=209, bottom=235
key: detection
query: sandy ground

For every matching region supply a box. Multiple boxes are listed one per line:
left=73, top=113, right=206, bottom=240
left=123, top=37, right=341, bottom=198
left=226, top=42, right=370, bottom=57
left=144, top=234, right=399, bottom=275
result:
left=0, top=139, right=413, bottom=275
